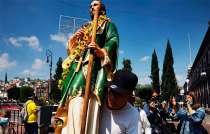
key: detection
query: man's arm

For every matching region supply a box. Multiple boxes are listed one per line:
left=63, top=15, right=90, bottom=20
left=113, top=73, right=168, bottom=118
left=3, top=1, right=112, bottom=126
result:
left=190, top=107, right=205, bottom=123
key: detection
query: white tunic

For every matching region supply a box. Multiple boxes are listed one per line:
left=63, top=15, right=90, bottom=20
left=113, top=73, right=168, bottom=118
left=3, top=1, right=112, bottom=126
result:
left=66, top=96, right=100, bottom=134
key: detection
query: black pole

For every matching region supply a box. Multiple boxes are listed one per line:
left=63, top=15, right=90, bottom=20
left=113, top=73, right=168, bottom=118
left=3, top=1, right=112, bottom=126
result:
left=46, top=49, right=53, bottom=101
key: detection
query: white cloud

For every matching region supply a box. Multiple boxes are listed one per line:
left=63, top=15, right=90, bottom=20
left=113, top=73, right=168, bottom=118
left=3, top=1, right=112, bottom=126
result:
left=8, top=36, right=42, bottom=52
left=119, top=50, right=124, bottom=55
left=176, top=74, right=185, bottom=86
left=140, top=56, right=150, bottom=62
left=32, top=59, right=46, bottom=70
left=8, top=37, right=21, bottom=47
left=19, top=36, right=41, bottom=51
left=50, top=33, right=66, bottom=43
left=22, top=69, right=31, bottom=75
left=21, top=59, right=48, bottom=78
left=0, top=53, right=16, bottom=71
left=139, top=73, right=152, bottom=85
left=21, top=69, right=49, bottom=79
left=21, top=69, right=37, bottom=78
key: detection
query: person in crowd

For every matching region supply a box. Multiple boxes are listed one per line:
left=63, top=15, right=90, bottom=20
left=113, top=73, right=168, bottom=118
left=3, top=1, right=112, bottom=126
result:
left=143, top=100, right=150, bottom=116
left=176, top=91, right=207, bottom=134
left=100, top=70, right=142, bottom=134
left=0, top=111, right=9, bottom=134
left=24, top=94, right=39, bottom=134
left=159, top=100, right=177, bottom=134
left=136, top=97, right=152, bottom=134
left=159, top=100, right=169, bottom=122
left=168, top=96, right=178, bottom=120
left=147, top=99, right=162, bottom=134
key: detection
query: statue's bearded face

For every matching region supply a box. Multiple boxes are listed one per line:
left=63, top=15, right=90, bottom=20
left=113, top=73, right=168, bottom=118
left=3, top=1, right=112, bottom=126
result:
left=89, top=1, right=101, bottom=19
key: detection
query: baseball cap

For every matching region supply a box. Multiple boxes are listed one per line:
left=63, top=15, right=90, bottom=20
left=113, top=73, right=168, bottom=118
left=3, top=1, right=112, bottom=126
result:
left=108, top=70, right=138, bottom=95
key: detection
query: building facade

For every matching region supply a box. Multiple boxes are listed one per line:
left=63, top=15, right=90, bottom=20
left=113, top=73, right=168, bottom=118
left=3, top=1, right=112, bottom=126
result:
left=186, top=21, right=210, bottom=108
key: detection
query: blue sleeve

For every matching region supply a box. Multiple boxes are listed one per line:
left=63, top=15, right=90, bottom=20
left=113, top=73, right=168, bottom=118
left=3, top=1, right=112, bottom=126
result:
left=176, top=108, right=188, bottom=120
left=191, top=108, right=205, bottom=123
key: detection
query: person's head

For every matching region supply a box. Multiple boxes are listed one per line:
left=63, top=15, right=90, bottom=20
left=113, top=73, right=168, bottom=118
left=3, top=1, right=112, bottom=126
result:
left=151, top=91, right=159, bottom=101
left=106, top=70, right=138, bottom=110
left=27, top=93, right=35, bottom=101
left=185, top=91, right=195, bottom=106
left=161, top=101, right=167, bottom=109
left=171, top=96, right=176, bottom=105
left=149, top=101, right=158, bottom=111
left=89, top=0, right=106, bottom=20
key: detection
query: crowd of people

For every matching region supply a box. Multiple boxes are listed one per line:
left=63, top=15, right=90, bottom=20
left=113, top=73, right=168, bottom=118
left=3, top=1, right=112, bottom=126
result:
left=135, top=90, right=207, bottom=134
left=97, top=70, right=208, bottom=134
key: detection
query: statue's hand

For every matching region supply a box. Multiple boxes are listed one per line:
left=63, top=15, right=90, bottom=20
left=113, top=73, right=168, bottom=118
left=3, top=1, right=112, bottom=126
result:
left=88, top=42, right=106, bottom=58
left=73, top=29, right=85, bottom=39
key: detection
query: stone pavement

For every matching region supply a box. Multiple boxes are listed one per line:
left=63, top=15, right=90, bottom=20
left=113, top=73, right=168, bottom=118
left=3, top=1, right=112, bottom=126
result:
left=203, top=112, right=210, bottom=133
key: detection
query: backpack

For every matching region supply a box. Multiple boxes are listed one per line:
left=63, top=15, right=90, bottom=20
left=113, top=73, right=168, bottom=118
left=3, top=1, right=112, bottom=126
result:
left=20, top=101, right=30, bottom=124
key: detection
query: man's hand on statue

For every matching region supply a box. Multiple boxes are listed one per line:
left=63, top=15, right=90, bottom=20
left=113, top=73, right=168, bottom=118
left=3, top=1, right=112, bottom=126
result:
left=88, top=42, right=105, bottom=58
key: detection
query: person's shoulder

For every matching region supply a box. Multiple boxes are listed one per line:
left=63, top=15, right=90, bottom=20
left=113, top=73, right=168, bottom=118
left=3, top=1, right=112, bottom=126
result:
left=27, top=100, right=36, bottom=106
left=127, top=103, right=139, bottom=114
left=140, top=109, right=147, bottom=115
left=25, top=99, right=32, bottom=104
left=195, top=107, right=205, bottom=115
left=105, top=22, right=119, bottom=36
left=107, top=21, right=117, bottom=27
left=197, top=107, right=205, bottom=112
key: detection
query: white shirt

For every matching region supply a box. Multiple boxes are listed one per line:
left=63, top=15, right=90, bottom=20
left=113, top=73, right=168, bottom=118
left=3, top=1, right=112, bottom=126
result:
left=139, top=108, right=151, bottom=134
left=100, top=103, right=142, bottom=134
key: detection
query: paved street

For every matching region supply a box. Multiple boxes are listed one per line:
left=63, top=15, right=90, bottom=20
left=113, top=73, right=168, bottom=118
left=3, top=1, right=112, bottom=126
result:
left=203, top=112, right=210, bottom=133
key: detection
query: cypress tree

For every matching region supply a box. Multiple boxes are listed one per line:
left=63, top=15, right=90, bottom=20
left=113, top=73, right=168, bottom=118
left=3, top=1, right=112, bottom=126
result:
left=5, top=72, right=8, bottom=84
left=51, top=57, right=63, bottom=102
left=151, top=49, right=160, bottom=94
left=53, top=57, right=63, bottom=80
left=161, top=40, right=178, bottom=100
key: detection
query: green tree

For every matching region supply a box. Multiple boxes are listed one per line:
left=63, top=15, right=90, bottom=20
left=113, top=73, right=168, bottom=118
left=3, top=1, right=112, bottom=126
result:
left=122, top=58, right=132, bottom=72
left=51, top=57, right=63, bottom=102
left=151, top=49, right=160, bottom=93
left=7, top=87, right=20, bottom=100
left=161, top=40, right=178, bottom=100
left=20, top=86, right=34, bottom=102
left=51, top=80, right=61, bottom=103
left=5, top=72, right=8, bottom=84
left=53, top=57, right=63, bottom=80
left=135, top=84, right=152, bottom=101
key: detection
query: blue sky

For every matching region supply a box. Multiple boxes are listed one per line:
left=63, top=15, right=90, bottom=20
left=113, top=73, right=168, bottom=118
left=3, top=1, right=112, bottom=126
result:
left=0, top=0, right=210, bottom=86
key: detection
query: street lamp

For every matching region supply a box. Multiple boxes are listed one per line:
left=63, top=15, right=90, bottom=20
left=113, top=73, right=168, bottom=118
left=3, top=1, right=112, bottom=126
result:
left=180, top=88, right=185, bottom=96
left=46, top=49, right=53, bottom=100
left=185, top=79, right=189, bottom=92
left=200, top=72, right=207, bottom=77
